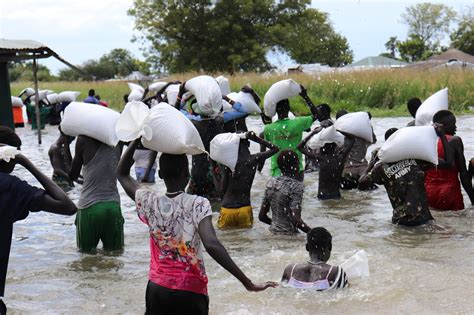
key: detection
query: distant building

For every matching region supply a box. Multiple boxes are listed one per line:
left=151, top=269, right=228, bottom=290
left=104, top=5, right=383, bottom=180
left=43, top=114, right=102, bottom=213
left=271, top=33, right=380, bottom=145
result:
left=286, top=63, right=333, bottom=75
left=344, top=56, right=407, bottom=70
left=123, top=71, right=151, bottom=81
left=405, top=49, right=474, bottom=71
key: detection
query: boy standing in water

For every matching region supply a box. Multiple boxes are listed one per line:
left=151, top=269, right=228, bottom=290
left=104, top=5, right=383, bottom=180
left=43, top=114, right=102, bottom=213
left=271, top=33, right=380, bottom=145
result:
left=425, top=110, right=474, bottom=210
left=259, top=150, right=311, bottom=235
left=117, top=140, right=277, bottom=314
left=281, top=227, right=348, bottom=290
left=211, top=131, right=279, bottom=229
left=0, top=127, right=76, bottom=313
left=297, top=130, right=355, bottom=200
left=359, top=125, right=449, bottom=226
left=69, top=136, right=124, bottom=252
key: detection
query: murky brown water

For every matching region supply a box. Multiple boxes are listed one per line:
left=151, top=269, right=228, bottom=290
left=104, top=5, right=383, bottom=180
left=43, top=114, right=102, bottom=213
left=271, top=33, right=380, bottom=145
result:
left=6, top=115, right=474, bottom=314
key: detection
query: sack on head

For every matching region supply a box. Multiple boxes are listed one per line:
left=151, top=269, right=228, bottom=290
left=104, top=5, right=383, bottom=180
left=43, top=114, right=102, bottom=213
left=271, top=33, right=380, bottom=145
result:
left=377, top=126, right=438, bottom=164
left=61, top=102, right=120, bottom=146
left=210, top=133, right=244, bottom=172
left=307, top=126, right=345, bottom=150
left=185, top=75, right=223, bottom=116
left=415, top=88, right=448, bottom=126
left=216, top=75, right=231, bottom=96
left=148, top=81, right=168, bottom=93
left=11, top=96, right=24, bottom=107
left=264, top=79, right=301, bottom=117
left=335, top=112, right=373, bottom=142
left=57, top=91, right=81, bottom=103
left=227, top=92, right=261, bottom=114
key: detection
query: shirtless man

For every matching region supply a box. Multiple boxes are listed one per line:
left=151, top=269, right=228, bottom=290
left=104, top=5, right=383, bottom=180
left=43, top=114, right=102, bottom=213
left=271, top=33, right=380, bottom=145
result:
left=211, top=131, right=279, bottom=229
left=281, top=227, right=348, bottom=290
left=406, top=98, right=422, bottom=127
left=48, top=128, right=78, bottom=191
left=359, top=125, right=450, bottom=226
left=425, top=110, right=474, bottom=210
left=69, top=136, right=124, bottom=252
left=298, top=131, right=355, bottom=200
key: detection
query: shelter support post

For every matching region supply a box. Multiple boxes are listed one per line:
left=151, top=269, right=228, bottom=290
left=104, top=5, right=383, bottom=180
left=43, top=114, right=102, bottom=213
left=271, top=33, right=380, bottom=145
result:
left=33, top=59, right=42, bottom=144
left=0, top=62, right=14, bottom=129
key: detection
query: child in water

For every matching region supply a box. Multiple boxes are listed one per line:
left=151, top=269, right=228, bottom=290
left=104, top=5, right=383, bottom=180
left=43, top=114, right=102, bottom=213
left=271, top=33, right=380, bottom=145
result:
left=281, top=227, right=349, bottom=290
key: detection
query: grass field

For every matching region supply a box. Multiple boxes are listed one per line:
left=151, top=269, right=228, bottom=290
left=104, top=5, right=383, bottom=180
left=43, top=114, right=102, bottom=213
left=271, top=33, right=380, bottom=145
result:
left=10, top=69, right=474, bottom=117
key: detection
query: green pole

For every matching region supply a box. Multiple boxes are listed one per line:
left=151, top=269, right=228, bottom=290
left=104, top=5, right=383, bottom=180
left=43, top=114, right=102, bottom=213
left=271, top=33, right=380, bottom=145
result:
left=0, top=61, right=14, bottom=129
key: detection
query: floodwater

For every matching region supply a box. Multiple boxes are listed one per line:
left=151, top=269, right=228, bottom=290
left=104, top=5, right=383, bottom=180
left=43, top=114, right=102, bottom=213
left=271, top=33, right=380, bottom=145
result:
left=6, top=116, right=474, bottom=314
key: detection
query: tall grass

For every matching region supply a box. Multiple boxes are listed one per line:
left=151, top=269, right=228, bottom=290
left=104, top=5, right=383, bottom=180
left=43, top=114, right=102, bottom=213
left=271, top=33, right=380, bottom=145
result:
left=10, top=69, right=474, bottom=117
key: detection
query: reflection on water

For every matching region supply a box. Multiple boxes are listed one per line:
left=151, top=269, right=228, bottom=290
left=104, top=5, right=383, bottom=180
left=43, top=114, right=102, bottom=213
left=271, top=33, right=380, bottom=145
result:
left=6, top=116, right=474, bottom=314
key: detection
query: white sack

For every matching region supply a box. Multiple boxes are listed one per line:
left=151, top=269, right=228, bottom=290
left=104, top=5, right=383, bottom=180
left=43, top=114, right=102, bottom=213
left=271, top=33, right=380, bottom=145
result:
left=222, top=100, right=233, bottom=112
left=210, top=133, right=244, bottom=172
left=307, top=125, right=345, bottom=150
left=227, top=92, right=261, bottom=114
left=216, top=75, right=231, bottom=96
left=128, top=89, right=144, bottom=102
left=11, top=96, right=24, bottom=107
left=335, top=112, right=373, bottom=142
left=115, top=102, right=205, bottom=155
left=263, top=79, right=301, bottom=117
left=148, top=82, right=168, bottom=93
left=415, top=88, right=448, bottom=126
left=341, top=250, right=370, bottom=280
left=272, top=111, right=295, bottom=123
left=185, top=75, right=222, bottom=116
left=37, top=90, right=49, bottom=101
left=57, top=91, right=80, bottom=103
left=165, top=84, right=180, bottom=106
left=377, top=126, right=438, bottom=164
left=61, top=102, right=120, bottom=146
left=46, top=93, right=59, bottom=104
left=19, top=87, right=35, bottom=97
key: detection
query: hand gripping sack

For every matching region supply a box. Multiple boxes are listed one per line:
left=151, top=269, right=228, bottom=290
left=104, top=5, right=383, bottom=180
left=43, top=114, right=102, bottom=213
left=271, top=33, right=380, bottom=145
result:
left=57, top=91, right=81, bottom=103
left=216, top=75, right=231, bottom=96
left=341, top=250, right=370, bottom=280
left=335, top=112, right=373, bottom=142
left=227, top=92, right=261, bottom=114
left=210, top=133, right=245, bottom=172
left=185, top=75, right=223, bottom=116
left=307, top=125, right=345, bottom=150
left=61, top=102, right=120, bottom=146
left=115, top=101, right=205, bottom=155
left=11, top=96, right=24, bottom=107
left=415, top=88, right=448, bottom=126
left=377, top=126, right=438, bottom=164
left=148, top=81, right=168, bottom=93
left=263, top=79, right=301, bottom=117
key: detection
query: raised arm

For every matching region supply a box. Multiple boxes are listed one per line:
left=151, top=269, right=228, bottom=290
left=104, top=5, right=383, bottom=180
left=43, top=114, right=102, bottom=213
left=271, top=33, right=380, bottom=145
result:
left=198, top=216, right=277, bottom=291
left=247, top=131, right=279, bottom=162
left=297, top=128, right=322, bottom=158
left=117, top=139, right=141, bottom=201
left=69, top=136, right=85, bottom=181
left=359, top=150, right=380, bottom=187
left=16, top=154, right=76, bottom=215
left=299, top=85, right=318, bottom=121
left=174, top=82, right=187, bottom=110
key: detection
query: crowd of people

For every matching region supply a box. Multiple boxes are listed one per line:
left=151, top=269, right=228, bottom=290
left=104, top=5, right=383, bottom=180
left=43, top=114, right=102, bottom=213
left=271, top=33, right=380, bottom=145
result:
left=1, top=80, right=473, bottom=314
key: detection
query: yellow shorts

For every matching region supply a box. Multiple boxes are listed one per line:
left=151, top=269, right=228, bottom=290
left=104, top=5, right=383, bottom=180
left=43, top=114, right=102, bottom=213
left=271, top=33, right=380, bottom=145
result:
left=217, top=206, right=253, bottom=229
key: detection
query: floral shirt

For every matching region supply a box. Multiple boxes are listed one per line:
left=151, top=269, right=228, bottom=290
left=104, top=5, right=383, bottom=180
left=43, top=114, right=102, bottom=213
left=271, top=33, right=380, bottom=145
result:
left=135, top=189, right=212, bottom=295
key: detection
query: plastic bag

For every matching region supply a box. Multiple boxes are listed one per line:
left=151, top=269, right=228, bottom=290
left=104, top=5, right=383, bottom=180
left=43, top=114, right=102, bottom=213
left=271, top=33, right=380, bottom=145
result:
left=185, top=75, right=223, bottom=116
left=210, top=133, right=245, bottom=172
left=264, top=79, right=301, bottom=117
left=335, top=112, right=373, bottom=142
left=227, top=92, right=261, bottom=114
left=61, top=102, right=120, bottom=146
left=216, top=75, right=231, bottom=96
left=415, top=88, right=448, bottom=126
left=340, top=250, right=370, bottom=280
left=307, top=125, right=345, bottom=149
left=378, top=125, right=438, bottom=164
left=115, top=101, right=205, bottom=155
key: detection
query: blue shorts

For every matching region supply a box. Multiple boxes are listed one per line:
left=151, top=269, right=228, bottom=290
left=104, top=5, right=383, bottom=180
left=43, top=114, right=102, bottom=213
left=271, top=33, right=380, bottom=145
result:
left=135, top=167, right=156, bottom=183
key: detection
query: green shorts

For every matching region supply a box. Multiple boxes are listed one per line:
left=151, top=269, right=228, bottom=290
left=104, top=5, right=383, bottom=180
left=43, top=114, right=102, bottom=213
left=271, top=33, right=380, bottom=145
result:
left=75, top=201, right=124, bottom=252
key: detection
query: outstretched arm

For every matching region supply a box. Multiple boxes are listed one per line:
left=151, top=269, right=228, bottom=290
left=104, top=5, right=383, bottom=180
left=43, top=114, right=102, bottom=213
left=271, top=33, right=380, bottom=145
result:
left=198, top=217, right=278, bottom=291
left=117, top=139, right=141, bottom=201
left=16, top=154, right=76, bottom=215
left=299, top=85, right=318, bottom=121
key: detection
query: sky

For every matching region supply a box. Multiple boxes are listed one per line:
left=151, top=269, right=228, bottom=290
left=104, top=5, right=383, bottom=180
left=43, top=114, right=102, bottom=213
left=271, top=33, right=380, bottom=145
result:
left=0, top=0, right=471, bottom=74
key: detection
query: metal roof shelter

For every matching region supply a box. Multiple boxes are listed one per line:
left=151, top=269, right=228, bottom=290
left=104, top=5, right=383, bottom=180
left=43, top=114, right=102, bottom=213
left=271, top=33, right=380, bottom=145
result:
left=0, top=39, right=84, bottom=144
left=345, top=56, right=408, bottom=69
